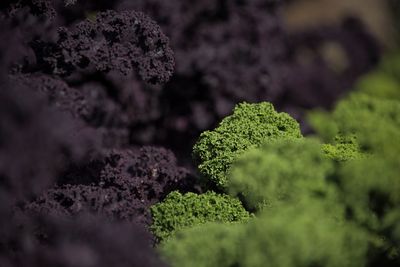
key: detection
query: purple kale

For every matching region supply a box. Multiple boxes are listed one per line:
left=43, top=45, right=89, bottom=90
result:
left=99, top=147, right=190, bottom=200
left=0, top=4, right=176, bottom=266
left=0, top=22, right=100, bottom=260
left=5, top=214, right=168, bottom=267
left=0, top=82, right=99, bottom=201
left=65, top=72, right=165, bottom=147
left=0, top=52, right=100, bottom=203
left=16, top=74, right=92, bottom=119
left=17, top=74, right=132, bottom=147
left=26, top=184, right=150, bottom=225
left=26, top=147, right=192, bottom=225
left=6, top=0, right=57, bottom=19
left=32, top=10, right=174, bottom=83
left=5, top=0, right=78, bottom=20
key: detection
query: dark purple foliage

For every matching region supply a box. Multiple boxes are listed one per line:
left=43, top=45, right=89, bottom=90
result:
left=0, top=83, right=98, bottom=201
left=26, top=185, right=150, bottom=224
left=7, top=0, right=57, bottom=19
left=3, top=214, right=167, bottom=267
left=100, top=147, right=190, bottom=201
left=16, top=74, right=92, bottom=119
left=16, top=74, right=132, bottom=147
left=7, top=0, right=78, bottom=20
left=26, top=147, right=191, bottom=225
left=32, top=10, right=174, bottom=83
left=0, top=24, right=99, bottom=201
left=0, top=3, right=179, bottom=266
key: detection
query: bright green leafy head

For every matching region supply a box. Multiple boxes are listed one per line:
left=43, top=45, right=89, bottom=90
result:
left=228, top=138, right=334, bottom=211
left=193, top=102, right=302, bottom=189
left=150, top=191, right=250, bottom=242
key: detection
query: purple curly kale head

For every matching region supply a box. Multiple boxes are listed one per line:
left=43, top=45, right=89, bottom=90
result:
left=32, top=10, right=174, bottom=83
left=26, top=147, right=191, bottom=225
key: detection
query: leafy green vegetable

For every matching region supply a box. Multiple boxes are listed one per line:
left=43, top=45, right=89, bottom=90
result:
left=193, top=102, right=302, bottom=189
left=150, top=191, right=250, bottom=241
left=321, top=134, right=364, bottom=161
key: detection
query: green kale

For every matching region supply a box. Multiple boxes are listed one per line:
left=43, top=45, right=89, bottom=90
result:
left=150, top=191, right=250, bottom=241
left=193, top=102, right=302, bottom=189
left=322, top=134, right=365, bottom=161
